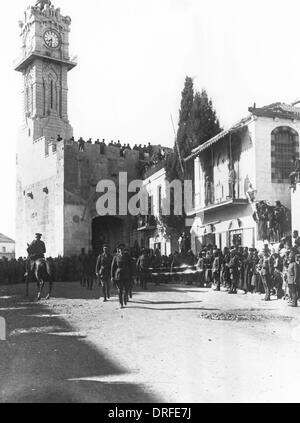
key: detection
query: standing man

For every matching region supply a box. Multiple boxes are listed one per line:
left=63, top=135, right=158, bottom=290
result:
left=136, top=249, right=150, bottom=290
left=287, top=252, right=299, bottom=307
left=111, top=244, right=133, bottom=308
left=259, top=246, right=274, bottom=301
left=228, top=163, right=236, bottom=199
left=289, top=155, right=300, bottom=188
left=96, top=244, right=113, bottom=302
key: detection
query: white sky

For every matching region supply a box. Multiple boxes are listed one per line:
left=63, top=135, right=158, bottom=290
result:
left=1, top=0, right=300, bottom=239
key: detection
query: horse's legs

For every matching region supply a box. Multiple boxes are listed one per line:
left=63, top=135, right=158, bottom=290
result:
left=37, top=279, right=45, bottom=301
left=46, top=281, right=53, bottom=300
left=25, top=274, right=29, bottom=298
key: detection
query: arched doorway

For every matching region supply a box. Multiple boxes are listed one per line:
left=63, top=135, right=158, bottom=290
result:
left=92, top=216, right=123, bottom=255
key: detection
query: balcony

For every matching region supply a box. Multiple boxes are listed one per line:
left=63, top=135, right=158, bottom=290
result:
left=187, top=180, right=249, bottom=216
left=137, top=215, right=156, bottom=231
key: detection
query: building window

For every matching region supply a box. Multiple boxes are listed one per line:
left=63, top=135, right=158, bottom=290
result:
left=2, top=247, right=6, bottom=253
left=271, top=126, right=299, bottom=183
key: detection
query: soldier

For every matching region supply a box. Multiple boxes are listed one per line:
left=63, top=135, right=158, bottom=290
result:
left=259, top=246, right=274, bottom=301
left=96, top=244, right=113, bottom=302
left=287, top=252, right=299, bottom=307
left=136, top=249, right=150, bottom=290
left=86, top=138, right=92, bottom=144
left=212, top=250, right=222, bottom=291
left=196, top=251, right=206, bottom=287
left=78, top=137, right=85, bottom=152
left=25, top=233, right=46, bottom=277
left=111, top=244, right=133, bottom=308
left=228, top=250, right=239, bottom=294
left=78, top=248, right=88, bottom=287
left=86, top=250, right=96, bottom=290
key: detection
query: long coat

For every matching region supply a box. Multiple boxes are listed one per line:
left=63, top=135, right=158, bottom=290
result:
left=111, top=253, right=133, bottom=282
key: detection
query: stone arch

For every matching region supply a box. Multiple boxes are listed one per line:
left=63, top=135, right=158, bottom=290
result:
left=91, top=216, right=124, bottom=255
left=271, top=126, right=299, bottom=183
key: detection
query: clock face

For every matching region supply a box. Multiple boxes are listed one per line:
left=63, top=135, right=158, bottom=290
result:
left=44, top=30, right=60, bottom=48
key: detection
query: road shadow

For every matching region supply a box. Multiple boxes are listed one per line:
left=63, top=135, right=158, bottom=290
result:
left=127, top=305, right=219, bottom=312
left=131, top=300, right=203, bottom=305
left=0, top=294, right=160, bottom=403
left=32, top=282, right=207, bottom=300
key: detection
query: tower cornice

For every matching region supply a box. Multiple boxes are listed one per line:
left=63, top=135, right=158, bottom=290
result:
left=14, top=52, right=77, bottom=73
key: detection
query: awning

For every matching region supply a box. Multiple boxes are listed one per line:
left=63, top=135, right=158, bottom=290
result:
left=214, top=221, right=231, bottom=233
left=184, top=116, right=254, bottom=162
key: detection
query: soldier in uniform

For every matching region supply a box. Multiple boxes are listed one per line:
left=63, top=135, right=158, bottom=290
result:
left=96, top=244, right=113, bottom=302
left=25, top=233, right=46, bottom=277
left=111, top=244, right=133, bottom=308
left=78, top=248, right=88, bottom=287
left=259, top=246, right=274, bottom=301
left=287, top=252, right=300, bottom=307
left=136, top=249, right=150, bottom=290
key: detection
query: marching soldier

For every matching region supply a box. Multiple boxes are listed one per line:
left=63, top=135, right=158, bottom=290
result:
left=111, top=244, right=133, bottom=308
left=136, top=249, right=150, bottom=290
left=96, top=244, right=113, bottom=302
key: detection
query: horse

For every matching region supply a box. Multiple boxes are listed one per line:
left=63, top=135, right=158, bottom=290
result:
left=25, top=258, right=55, bottom=301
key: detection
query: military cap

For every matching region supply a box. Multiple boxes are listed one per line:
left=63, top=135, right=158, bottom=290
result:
left=118, top=243, right=126, bottom=249
left=103, top=243, right=110, bottom=249
left=35, top=233, right=42, bottom=237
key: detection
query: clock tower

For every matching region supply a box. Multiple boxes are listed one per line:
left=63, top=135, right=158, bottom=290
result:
left=15, top=1, right=77, bottom=257
left=15, top=1, right=76, bottom=140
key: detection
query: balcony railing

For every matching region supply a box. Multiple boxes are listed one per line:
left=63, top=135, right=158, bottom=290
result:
left=190, top=179, right=249, bottom=215
left=137, top=215, right=156, bottom=230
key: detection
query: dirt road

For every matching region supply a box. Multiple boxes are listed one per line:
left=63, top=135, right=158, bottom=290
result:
left=1, top=281, right=300, bottom=403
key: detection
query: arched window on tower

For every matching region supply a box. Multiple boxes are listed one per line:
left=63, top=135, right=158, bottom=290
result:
left=50, top=80, right=54, bottom=109
left=271, top=126, right=300, bottom=183
left=42, top=79, right=46, bottom=116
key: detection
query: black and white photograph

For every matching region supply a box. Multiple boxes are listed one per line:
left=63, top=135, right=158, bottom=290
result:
left=1, top=0, right=300, bottom=408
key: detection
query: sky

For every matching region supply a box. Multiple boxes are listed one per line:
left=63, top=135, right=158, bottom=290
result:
left=1, top=0, right=300, bottom=239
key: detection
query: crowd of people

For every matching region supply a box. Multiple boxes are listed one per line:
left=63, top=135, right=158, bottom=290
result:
left=1, top=231, right=300, bottom=307
left=191, top=231, right=300, bottom=306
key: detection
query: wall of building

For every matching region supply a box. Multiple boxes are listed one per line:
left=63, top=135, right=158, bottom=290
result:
left=16, top=128, right=65, bottom=258
left=0, top=242, right=15, bottom=260
left=63, top=143, right=140, bottom=255
left=254, top=116, right=300, bottom=208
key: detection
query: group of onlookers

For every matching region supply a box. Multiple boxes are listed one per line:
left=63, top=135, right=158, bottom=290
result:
left=193, top=232, right=300, bottom=306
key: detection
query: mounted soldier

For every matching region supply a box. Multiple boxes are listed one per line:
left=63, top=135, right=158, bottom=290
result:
left=25, top=233, right=54, bottom=300
left=26, top=233, right=46, bottom=276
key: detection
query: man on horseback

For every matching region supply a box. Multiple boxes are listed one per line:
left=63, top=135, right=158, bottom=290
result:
left=25, top=233, right=46, bottom=277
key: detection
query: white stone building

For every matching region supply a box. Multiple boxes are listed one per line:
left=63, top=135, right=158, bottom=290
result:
left=185, top=103, right=300, bottom=253
left=133, top=165, right=180, bottom=255
left=0, top=234, right=16, bottom=260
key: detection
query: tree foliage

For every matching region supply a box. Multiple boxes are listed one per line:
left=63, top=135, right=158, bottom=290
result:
left=166, top=78, right=222, bottom=182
